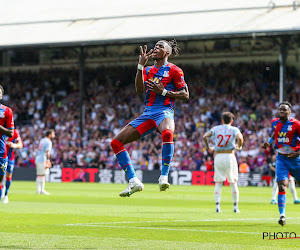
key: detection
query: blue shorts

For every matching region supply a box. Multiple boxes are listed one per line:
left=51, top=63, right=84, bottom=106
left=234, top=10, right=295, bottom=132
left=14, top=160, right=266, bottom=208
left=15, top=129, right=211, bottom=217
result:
left=129, top=107, right=174, bottom=137
left=276, top=154, right=300, bottom=182
left=0, top=157, right=8, bottom=176
left=6, top=160, right=15, bottom=174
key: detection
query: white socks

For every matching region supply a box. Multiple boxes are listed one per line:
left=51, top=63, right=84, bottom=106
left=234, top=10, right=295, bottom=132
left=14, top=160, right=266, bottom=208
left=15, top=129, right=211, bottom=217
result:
left=272, top=181, right=278, bottom=201
left=215, top=182, right=239, bottom=211
left=41, top=177, right=45, bottom=192
left=36, top=176, right=45, bottom=193
left=289, top=179, right=298, bottom=201
left=214, top=183, right=222, bottom=210
left=129, top=177, right=139, bottom=183
left=230, top=182, right=239, bottom=209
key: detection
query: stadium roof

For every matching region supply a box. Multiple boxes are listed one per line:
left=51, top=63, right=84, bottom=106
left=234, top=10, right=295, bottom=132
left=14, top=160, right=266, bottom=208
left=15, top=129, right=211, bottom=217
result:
left=0, top=0, right=300, bottom=49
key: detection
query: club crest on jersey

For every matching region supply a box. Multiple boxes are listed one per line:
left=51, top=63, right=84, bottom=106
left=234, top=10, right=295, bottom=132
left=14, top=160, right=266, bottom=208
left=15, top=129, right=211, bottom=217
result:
left=163, top=71, right=169, bottom=77
left=0, top=111, right=5, bottom=118
left=288, top=125, right=292, bottom=131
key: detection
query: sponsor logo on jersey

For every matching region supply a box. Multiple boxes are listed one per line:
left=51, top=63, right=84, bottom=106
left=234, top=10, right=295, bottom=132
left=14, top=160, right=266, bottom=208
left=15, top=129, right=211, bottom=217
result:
left=151, top=77, right=162, bottom=84
left=278, top=132, right=287, bottom=137
left=0, top=111, right=5, bottom=118
left=288, top=125, right=292, bottom=131
left=278, top=137, right=289, bottom=143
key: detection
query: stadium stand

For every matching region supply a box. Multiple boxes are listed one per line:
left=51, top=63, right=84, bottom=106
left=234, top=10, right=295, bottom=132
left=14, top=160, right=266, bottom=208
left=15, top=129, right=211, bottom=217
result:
left=1, top=61, right=299, bottom=174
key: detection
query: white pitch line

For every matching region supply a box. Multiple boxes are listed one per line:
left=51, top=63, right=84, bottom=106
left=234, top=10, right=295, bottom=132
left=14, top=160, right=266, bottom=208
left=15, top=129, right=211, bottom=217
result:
left=65, top=217, right=300, bottom=226
left=64, top=224, right=261, bottom=235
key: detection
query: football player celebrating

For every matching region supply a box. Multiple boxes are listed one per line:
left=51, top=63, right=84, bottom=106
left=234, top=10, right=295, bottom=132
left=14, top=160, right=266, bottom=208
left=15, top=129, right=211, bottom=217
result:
left=262, top=101, right=300, bottom=226
left=110, top=39, right=189, bottom=197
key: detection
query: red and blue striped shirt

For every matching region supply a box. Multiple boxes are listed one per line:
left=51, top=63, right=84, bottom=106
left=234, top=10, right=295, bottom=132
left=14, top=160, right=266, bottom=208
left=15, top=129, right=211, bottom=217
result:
left=0, top=104, right=14, bottom=158
left=143, top=62, right=187, bottom=108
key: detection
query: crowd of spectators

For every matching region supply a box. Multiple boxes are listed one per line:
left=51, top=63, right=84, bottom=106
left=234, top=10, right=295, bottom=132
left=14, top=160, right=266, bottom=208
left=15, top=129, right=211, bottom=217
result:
left=1, top=61, right=300, bottom=175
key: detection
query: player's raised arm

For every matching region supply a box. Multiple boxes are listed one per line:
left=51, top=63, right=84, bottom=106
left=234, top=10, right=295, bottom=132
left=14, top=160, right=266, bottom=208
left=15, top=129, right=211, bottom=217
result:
left=135, top=45, right=153, bottom=94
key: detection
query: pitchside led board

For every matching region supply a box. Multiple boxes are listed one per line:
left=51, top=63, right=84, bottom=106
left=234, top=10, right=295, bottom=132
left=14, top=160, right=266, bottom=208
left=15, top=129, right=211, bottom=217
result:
left=13, top=168, right=266, bottom=187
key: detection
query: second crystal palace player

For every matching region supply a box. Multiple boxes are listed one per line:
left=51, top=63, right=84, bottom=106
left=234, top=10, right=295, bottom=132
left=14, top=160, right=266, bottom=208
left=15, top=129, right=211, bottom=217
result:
left=262, top=101, right=300, bottom=226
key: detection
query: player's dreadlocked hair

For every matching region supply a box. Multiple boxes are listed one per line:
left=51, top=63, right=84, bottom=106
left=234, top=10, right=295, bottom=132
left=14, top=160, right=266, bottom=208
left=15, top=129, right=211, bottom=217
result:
left=279, top=101, right=292, bottom=109
left=163, top=39, right=180, bottom=56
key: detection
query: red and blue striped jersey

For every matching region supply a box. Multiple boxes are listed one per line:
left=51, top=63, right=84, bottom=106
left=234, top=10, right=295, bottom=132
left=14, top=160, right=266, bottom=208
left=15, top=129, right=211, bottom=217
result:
left=6, top=129, right=21, bottom=161
left=143, top=62, right=187, bottom=108
left=0, top=104, right=14, bottom=158
left=271, top=117, right=300, bottom=152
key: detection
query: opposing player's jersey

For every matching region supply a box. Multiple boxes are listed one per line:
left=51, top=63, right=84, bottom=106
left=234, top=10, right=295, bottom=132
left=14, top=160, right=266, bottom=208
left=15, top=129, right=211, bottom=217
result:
left=0, top=104, right=14, bottom=159
left=210, top=124, right=241, bottom=151
left=143, top=62, right=186, bottom=108
left=271, top=118, right=300, bottom=153
left=35, top=137, right=52, bottom=163
left=6, top=129, right=21, bottom=161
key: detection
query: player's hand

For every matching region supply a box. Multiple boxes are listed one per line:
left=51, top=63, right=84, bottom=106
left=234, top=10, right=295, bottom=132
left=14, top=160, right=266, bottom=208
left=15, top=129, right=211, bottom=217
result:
left=145, top=79, right=164, bottom=94
left=138, top=45, right=153, bottom=66
left=262, top=142, right=270, bottom=149
left=6, top=141, right=14, bottom=148
left=45, top=160, right=52, bottom=169
left=287, top=152, right=300, bottom=159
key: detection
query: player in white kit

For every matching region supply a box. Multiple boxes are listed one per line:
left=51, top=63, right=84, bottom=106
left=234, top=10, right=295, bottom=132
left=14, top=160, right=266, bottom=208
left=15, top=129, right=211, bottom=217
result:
left=203, top=112, right=244, bottom=213
left=35, top=129, right=55, bottom=195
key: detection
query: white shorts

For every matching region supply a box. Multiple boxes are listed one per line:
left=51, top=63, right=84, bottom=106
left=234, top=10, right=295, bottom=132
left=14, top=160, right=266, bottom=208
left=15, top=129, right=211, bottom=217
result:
left=36, top=162, right=49, bottom=176
left=214, top=153, right=238, bottom=183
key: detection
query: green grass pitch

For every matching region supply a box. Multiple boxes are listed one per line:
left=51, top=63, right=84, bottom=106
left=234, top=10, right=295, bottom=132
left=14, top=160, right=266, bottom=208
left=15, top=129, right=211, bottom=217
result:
left=0, top=181, right=299, bottom=249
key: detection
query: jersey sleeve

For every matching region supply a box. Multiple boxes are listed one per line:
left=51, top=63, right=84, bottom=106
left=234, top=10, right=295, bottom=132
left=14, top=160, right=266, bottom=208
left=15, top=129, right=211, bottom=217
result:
left=172, top=67, right=187, bottom=90
left=295, top=120, right=300, bottom=135
left=14, top=129, right=22, bottom=143
left=43, top=140, right=51, bottom=152
left=5, top=107, right=14, bottom=129
left=271, top=118, right=278, bottom=133
left=210, top=126, right=216, bottom=136
left=234, top=127, right=241, bottom=136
